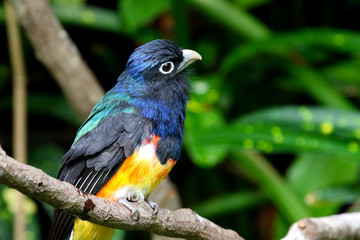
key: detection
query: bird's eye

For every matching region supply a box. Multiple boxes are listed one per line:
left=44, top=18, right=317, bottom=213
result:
left=159, top=61, right=174, bottom=74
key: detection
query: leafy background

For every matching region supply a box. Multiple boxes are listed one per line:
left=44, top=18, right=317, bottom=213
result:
left=1, top=0, right=360, bottom=239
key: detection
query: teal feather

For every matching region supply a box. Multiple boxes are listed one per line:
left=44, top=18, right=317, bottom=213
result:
left=73, top=90, right=135, bottom=144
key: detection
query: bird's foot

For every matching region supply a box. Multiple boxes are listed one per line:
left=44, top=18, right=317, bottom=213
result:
left=118, top=199, right=140, bottom=221
left=145, top=197, right=159, bottom=215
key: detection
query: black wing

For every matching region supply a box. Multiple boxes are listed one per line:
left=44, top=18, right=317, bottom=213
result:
left=49, top=110, right=151, bottom=240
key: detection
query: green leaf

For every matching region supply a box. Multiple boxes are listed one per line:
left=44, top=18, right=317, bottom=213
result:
left=120, top=0, right=171, bottom=33
left=322, top=60, right=360, bottom=85
left=188, top=74, right=233, bottom=117
left=288, top=66, right=355, bottom=110
left=221, top=28, right=360, bottom=74
left=184, top=110, right=228, bottom=167
left=184, top=76, right=230, bottom=167
left=310, top=186, right=360, bottom=205
left=193, top=106, right=360, bottom=160
left=287, top=154, right=360, bottom=196
left=286, top=153, right=360, bottom=216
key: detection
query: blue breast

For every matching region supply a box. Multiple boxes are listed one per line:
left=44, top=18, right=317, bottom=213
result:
left=113, top=72, right=188, bottom=163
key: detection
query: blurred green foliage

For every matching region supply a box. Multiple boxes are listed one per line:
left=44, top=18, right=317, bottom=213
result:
left=1, top=0, right=360, bottom=239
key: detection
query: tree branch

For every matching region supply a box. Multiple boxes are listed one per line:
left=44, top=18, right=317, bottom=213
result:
left=282, top=212, right=360, bottom=240
left=0, top=146, right=243, bottom=240
left=8, top=0, right=104, bottom=119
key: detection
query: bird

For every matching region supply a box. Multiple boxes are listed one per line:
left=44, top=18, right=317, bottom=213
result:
left=48, top=39, right=202, bottom=240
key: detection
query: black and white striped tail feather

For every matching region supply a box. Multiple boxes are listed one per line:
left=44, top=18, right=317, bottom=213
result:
left=49, top=165, right=120, bottom=240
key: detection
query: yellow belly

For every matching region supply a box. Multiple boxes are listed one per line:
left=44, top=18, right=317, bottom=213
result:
left=73, top=220, right=114, bottom=240
left=72, top=142, right=176, bottom=240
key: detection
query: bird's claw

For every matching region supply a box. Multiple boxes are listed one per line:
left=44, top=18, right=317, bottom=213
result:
left=131, top=208, right=140, bottom=221
left=118, top=197, right=159, bottom=220
left=145, top=197, right=159, bottom=215
left=117, top=199, right=141, bottom=221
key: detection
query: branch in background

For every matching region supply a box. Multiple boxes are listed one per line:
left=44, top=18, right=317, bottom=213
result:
left=282, top=212, right=360, bottom=240
left=0, top=147, right=243, bottom=240
left=8, top=0, right=104, bottom=119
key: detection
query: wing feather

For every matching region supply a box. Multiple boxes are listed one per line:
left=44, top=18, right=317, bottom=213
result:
left=49, top=105, right=151, bottom=240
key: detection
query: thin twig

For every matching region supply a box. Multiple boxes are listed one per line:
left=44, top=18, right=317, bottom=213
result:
left=4, top=1, right=27, bottom=240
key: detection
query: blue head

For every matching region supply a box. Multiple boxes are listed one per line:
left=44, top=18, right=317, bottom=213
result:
left=117, top=40, right=201, bottom=99
left=126, top=39, right=183, bottom=80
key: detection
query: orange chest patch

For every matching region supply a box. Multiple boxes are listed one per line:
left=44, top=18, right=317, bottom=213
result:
left=96, top=135, right=176, bottom=201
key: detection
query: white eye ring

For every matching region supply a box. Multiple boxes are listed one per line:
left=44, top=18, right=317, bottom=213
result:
left=159, top=61, right=174, bottom=74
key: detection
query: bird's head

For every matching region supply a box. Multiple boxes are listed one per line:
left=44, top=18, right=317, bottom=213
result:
left=121, top=39, right=202, bottom=97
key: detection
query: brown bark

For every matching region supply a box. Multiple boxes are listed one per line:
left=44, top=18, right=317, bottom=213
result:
left=0, top=146, right=243, bottom=240
left=150, top=179, right=185, bottom=240
left=282, top=212, right=360, bottom=240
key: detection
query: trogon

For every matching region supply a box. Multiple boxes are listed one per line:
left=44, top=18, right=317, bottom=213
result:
left=49, top=39, right=201, bottom=240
